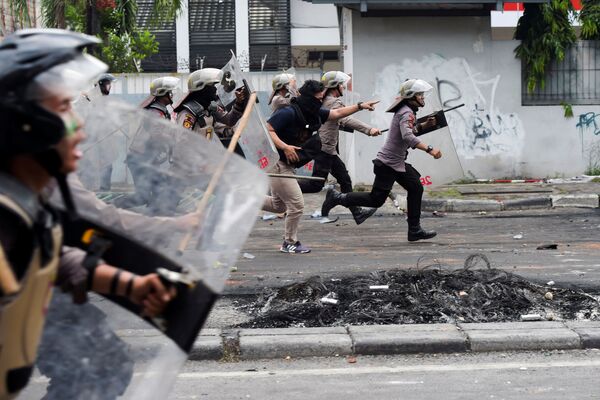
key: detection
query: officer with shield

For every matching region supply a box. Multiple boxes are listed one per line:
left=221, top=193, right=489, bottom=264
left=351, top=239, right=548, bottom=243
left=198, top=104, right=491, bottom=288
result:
left=0, top=29, right=173, bottom=399
left=174, top=68, right=247, bottom=141
left=299, top=71, right=381, bottom=225
left=114, top=77, right=180, bottom=212
left=321, top=79, right=442, bottom=241
left=269, top=73, right=298, bottom=112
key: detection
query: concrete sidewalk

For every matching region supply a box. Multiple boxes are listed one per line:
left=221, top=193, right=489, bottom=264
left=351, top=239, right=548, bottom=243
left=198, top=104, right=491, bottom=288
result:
left=119, top=320, right=600, bottom=361
left=293, top=181, right=600, bottom=217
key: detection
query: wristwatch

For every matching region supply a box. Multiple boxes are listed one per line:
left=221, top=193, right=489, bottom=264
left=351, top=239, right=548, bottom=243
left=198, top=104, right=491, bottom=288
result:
left=357, top=102, right=363, bottom=110
left=426, top=145, right=433, bottom=153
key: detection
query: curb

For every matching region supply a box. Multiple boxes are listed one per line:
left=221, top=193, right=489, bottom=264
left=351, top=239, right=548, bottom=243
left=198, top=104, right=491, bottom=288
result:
left=418, top=194, right=599, bottom=212
left=119, top=321, right=600, bottom=361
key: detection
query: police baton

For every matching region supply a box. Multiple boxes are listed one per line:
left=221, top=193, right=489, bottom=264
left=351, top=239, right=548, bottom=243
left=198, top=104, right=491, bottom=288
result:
left=268, top=173, right=325, bottom=181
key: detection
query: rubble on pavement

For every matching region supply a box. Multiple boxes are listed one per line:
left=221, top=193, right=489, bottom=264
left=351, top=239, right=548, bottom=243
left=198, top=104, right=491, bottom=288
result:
left=237, top=254, right=600, bottom=328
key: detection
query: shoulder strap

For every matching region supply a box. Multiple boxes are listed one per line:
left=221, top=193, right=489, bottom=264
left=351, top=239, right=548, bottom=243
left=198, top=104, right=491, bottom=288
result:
left=146, top=102, right=170, bottom=119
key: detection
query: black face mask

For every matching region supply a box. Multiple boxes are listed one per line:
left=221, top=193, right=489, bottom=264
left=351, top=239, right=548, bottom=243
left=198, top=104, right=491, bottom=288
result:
left=294, top=95, right=323, bottom=132
left=192, top=85, right=219, bottom=108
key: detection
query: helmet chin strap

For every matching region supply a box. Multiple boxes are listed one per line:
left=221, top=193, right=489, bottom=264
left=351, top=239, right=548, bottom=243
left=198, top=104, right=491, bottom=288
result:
left=34, top=149, right=77, bottom=219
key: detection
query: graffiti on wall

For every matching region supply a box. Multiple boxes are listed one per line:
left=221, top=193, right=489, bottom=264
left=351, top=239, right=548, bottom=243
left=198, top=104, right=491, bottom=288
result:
left=373, top=55, right=525, bottom=160
left=575, top=112, right=600, bottom=173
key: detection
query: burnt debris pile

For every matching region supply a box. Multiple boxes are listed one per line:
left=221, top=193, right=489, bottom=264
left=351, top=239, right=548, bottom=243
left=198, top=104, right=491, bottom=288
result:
left=238, top=254, right=600, bottom=329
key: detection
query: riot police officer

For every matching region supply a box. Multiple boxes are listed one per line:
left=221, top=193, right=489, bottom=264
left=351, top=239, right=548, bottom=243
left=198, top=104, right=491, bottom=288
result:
left=300, top=71, right=380, bottom=225
left=174, top=68, right=247, bottom=141
left=321, top=79, right=442, bottom=241
left=269, top=73, right=298, bottom=112
left=0, top=29, right=173, bottom=399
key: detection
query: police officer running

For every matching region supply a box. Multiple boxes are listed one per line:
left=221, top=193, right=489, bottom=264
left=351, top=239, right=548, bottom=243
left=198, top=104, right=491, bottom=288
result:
left=321, top=79, right=442, bottom=241
left=269, top=73, right=298, bottom=112
left=174, top=68, right=247, bottom=141
left=0, top=29, right=173, bottom=399
left=264, top=79, right=379, bottom=253
left=299, top=71, right=381, bottom=225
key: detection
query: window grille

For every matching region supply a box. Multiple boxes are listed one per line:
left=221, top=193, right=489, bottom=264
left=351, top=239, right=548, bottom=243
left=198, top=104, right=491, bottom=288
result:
left=523, top=41, right=600, bottom=106
left=189, top=0, right=236, bottom=70
left=249, top=0, right=291, bottom=71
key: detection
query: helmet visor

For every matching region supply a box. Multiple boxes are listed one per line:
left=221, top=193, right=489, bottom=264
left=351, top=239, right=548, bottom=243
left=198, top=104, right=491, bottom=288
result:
left=25, top=54, right=108, bottom=102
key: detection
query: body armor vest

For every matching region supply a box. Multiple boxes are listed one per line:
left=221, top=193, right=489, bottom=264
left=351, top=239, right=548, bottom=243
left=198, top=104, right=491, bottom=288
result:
left=146, top=101, right=171, bottom=120
left=0, top=176, right=61, bottom=399
left=181, top=100, right=215, bottom=140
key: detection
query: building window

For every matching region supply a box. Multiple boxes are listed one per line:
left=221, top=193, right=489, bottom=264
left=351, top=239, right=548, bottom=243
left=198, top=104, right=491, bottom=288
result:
left=137, top=0, right=177, bottom=72
left=249, top=0, right=291, bottom=71
left=189, top=0, right=236, bottom=70
left=523, top=41, right=600, bottom=106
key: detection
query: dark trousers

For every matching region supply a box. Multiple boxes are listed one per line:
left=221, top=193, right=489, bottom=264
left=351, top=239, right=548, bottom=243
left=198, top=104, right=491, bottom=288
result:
left=299, top=151, right=353, bottom=194
left=343, top=159, right=423, bottom=227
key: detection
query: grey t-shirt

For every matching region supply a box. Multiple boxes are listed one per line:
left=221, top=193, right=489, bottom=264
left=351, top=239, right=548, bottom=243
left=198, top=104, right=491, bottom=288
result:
left=376, top=104, right=421, bottom=172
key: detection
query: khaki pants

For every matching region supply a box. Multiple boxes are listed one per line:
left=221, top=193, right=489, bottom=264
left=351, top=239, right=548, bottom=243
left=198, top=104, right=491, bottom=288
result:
left=263, top=161, right=304, bottom=243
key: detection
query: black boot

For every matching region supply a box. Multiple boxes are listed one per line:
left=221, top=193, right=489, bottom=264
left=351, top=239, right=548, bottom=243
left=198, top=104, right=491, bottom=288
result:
left=350, top=206, right=377, bottom=225
left=408, top=225, right=437, bottom=242
left=321, top=188, right=345, bottom=217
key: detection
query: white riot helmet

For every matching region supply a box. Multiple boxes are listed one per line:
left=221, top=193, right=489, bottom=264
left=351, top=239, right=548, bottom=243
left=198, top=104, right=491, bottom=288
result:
left=399, top=79, right=433, bottom=100
left=321, top=71, right=351, bottom=89
left=386, top=79, right=433, bottom=112
left=150, top=76, right=180, bottom=96
left=271, top=73, right=295, bottom=91
left=188, top=68, right=223, bottom=92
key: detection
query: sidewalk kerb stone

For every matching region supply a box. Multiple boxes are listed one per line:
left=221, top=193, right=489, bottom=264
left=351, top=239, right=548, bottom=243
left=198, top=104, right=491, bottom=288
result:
left=502, top=197, right=552, bottom=210
left=565, top=321, right=600, bottom=349
left=446, top=199, right=502, bottom=212
left=349, top=324, right=468, bottom=355
left=239, top=327, right=346, bottom=336
left=459, top=321, right=581, bottom=352
left=189, top=334, right=223, bottom=360
left=422, top=199, right=448, bottom=212
left=551, top=194, right=599, bottom=208
left=239, top=333, right=352, bottom=360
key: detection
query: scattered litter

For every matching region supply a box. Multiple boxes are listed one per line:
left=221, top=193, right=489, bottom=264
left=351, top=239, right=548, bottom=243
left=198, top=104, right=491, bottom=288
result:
left=478, top=211, right=487, bottom=215
left=369, top=285, right=389, bottom=291
left=285, top=356, right=291, bottom=360
left=544, top=292, right=554, bottom=301
left=513, top=233, right=524, bottom=240
left=521, top=314, right=543, bottom=321
left=347, top=356, right=357, bottom=364
left=320, top=216, right=339, bottom=224
left=519, top=367, right=528, bottom=371
left=546, top=312, right=556, bottom=321
left=389, top=192, right=401, bottom=209
left=331, top=278, right=341, bottom=282
left=311, top=210, right=322, bottom=219
left=235, top=254, right=600, bottom=329
left=262, top=214, right=277, bottom=221
left=537, top=244, right=558, bottom=250
left=243, top=253, right=255, bottom=259
left=432, top=211, right=445, bottom=217
left=458, top=291, right=469, bottom=297
left=256, top=275, right=265, bottom=281
left=547, top=281, right=555, bottom=286
left=230, top=266, right=238, bottom=272
left=320, top=292, right=339, bottom=305
left=546, top=175, right=597, bottom=184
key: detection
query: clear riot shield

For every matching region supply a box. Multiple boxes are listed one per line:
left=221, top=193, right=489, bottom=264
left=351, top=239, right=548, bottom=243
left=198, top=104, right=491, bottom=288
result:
left=40, top=96, right=268, bottom=399
left=408, top=88, right=464, bottom=188
left=219, top=53, right=279, bottom=172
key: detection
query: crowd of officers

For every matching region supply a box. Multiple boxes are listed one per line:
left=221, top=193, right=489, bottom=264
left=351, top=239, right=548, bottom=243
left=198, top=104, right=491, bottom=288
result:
left=0, top=28, right=443, bottom=399
left=132, top=66, right=443, bottom=253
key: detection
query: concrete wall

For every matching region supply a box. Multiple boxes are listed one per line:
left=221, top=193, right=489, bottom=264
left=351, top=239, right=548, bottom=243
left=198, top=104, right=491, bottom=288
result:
left=343, top=12, right=600, bottom=184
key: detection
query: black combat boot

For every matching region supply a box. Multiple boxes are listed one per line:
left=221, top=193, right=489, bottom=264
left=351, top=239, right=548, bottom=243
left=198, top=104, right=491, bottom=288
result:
left=407, top=225, right=437, bottom=242
left=321, top=188, right=346, bottom=217
left=349, top=206, right=377, bottom=225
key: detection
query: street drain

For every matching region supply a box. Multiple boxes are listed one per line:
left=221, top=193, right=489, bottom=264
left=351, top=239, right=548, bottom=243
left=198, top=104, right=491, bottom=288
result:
left=236, top=254, right=600, bottom=329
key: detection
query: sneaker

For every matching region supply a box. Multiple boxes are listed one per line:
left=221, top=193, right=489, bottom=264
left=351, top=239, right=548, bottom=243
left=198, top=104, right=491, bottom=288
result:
left=279, top=241, right=311, bottom=254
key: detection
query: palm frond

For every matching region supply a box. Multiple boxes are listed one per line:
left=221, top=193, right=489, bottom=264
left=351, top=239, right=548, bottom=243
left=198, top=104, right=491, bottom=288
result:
left=150, top=0, right=182, bottom=27
left=41, top=0, right=66, bottom=28
left=7, top=0, right=32, bottom=27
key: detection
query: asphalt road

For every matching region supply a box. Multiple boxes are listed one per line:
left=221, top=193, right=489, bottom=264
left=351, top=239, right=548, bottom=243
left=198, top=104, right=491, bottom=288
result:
left=230, top=208, right=600, bottom=294
left=168, top=350, right=600, bottom=400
